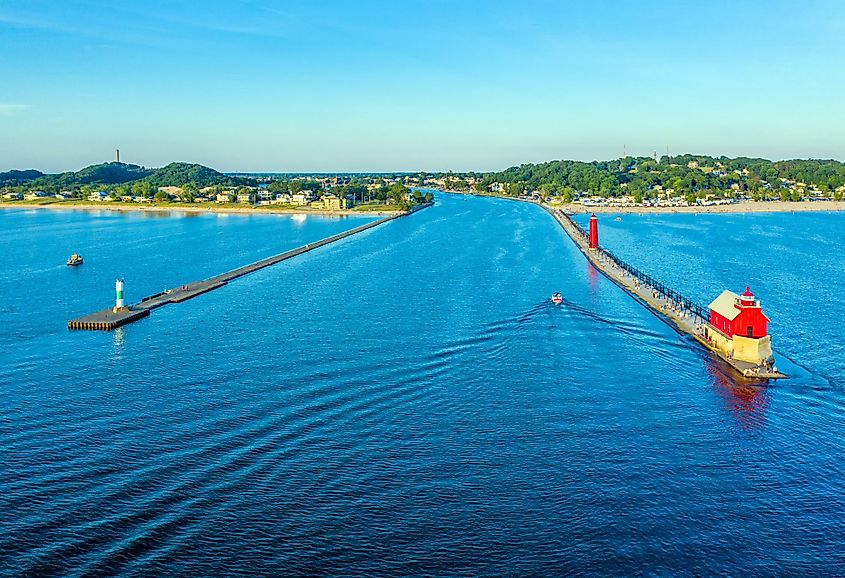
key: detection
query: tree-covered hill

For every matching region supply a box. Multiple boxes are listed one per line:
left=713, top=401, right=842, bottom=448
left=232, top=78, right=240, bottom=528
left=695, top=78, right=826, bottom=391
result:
left=0, top=169, right=43, bottom=186
left=453, top=155, right=845, bottom=201
left=1, top=161, right=249, bottom=191
left=142, top=163, right=247, bottom=188
left=28, top=162, right=153, bottom=189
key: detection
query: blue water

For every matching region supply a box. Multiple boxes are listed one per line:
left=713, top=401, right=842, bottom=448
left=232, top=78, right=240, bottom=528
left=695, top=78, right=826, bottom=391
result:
left=1, top=198, right=844, bottom=575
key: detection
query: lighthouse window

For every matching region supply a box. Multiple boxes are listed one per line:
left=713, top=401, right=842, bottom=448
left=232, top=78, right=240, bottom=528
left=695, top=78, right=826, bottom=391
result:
left=747, top=326, right=753, bottom=337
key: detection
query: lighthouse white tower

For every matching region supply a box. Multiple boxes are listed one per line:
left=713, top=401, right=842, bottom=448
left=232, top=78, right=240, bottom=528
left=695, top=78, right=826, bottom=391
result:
left=115, top=279, right=125, bottom=310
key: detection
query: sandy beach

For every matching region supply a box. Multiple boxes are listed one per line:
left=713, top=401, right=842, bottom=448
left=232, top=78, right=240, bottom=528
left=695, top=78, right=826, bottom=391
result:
left=440, top=190, right=845, bottom=214
left=550, top=200, right=845, bottom=214
left=0, top=201, right=402, bottom=217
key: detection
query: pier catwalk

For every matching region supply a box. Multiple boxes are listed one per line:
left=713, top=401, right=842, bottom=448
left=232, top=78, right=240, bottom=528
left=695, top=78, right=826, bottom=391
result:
left=69, top=203, right=432, bottom=331
left=543, top=204, right=786, bottom=380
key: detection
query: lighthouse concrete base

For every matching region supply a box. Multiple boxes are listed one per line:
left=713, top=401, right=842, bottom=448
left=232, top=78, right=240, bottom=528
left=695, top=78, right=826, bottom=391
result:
left=732, top=334, right=774, bottom=365
left=707, top=329, right=774, bottom=366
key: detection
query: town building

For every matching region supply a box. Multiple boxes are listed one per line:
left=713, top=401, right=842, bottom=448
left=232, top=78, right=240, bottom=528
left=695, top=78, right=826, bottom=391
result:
left=321, top=193, right=347, bottom=210
left=290, top=193, right=312, bottom=206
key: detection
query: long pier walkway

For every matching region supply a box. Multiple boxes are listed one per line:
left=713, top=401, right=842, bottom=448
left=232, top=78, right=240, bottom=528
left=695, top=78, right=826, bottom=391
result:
left=69, top=204, right=432, bottom=331
left=542, top=204, right=786, bottom=380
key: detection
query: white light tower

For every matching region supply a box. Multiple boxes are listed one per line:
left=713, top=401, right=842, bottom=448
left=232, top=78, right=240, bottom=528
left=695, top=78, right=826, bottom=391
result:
left=115, top=279, right=125, bottom=310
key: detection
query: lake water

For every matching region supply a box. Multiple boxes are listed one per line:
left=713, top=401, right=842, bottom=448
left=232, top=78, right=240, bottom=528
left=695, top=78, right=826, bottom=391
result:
left=1, top=198, right=843, bottom=575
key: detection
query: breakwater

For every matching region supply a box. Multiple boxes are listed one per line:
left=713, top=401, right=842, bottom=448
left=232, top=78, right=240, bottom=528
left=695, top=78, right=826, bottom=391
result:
left=68, top=203, right=432, bottom=331
left=542, top=204, right=786, bottom=380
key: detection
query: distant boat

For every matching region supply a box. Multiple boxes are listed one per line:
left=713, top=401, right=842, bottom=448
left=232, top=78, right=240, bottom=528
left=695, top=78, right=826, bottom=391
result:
left=551, top=292, right=563, bottom=305
left=614, top=216, right=622, bottom=221
left=67, top=253, right=83, bottom=266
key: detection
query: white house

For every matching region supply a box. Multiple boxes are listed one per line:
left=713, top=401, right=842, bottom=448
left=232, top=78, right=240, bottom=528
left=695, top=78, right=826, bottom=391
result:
left=290, top=193, right=311, bottom=206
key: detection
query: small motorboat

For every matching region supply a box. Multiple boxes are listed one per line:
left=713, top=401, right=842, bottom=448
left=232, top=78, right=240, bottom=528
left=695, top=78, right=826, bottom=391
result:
left=67, top=253, right=84, bottom=266
left=551, top=292, right=563, bottom=305
left=614, top=216, right=622, bottom=222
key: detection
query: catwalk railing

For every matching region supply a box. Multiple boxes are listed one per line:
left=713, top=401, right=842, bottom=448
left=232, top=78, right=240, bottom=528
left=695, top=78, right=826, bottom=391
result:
left=560, top=212, right=709, bottom=322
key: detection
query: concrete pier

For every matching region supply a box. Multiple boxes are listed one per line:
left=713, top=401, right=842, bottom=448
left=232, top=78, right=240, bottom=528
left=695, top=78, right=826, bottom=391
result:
left=69, top=203, right=432, bottom=331
left=67, top=308, right=150, bottom=331
left=543, top=204, right=787, bottom=381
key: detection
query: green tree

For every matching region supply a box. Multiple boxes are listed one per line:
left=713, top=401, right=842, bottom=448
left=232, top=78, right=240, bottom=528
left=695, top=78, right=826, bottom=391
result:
left=505, top=182, right=525, bottom=196
left=387, top=183, right=409, bottom=204
left=132, top=180, right=153, bottom=199
left=181, top=182, right=199, bottom=202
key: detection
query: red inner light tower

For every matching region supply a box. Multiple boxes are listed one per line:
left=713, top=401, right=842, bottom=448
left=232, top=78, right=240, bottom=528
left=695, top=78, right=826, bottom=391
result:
left=588, top=214, right=599, bottom=249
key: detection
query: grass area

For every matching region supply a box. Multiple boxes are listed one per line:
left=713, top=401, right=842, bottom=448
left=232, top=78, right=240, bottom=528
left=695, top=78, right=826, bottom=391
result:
left=353, top=203, right=404, bottom=212
left=0, top=197, right=66, bottom=205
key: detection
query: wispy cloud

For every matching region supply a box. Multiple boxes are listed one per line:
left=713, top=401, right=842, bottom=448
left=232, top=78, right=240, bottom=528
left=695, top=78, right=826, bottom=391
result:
left=0, top=104, right=29, bottom=117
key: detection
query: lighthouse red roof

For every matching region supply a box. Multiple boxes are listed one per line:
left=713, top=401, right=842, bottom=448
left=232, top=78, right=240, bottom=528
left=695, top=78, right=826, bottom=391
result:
left=742, top=286, right=754, bottom=297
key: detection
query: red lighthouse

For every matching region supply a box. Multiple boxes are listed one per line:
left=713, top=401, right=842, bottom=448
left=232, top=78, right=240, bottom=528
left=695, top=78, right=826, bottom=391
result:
left=708, top=286, right=769, bottom=338
left=588, top=214, right=599, bottom=249
left=705, top=285, right=773, bottom=366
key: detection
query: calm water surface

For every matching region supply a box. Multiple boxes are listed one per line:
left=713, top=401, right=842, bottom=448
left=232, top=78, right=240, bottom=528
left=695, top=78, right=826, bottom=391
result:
left=1, top=198, right=843, bottom=576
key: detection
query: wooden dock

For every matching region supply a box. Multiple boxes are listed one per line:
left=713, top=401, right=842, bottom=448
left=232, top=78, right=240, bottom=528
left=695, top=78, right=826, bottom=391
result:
left=542, top=204, right=787, bottom=381
left=69, top=203, right=432, bottom=331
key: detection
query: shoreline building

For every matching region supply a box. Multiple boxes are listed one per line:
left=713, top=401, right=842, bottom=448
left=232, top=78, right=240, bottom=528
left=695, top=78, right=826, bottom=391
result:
left=704, top=286, right=773, bottom=366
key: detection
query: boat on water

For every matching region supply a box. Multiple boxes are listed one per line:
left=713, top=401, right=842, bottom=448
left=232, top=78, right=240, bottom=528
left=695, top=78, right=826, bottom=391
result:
left=67, top=253, right=83, bottom=266
left=614, top=216, right=622, bottom=221
left=551, top=292, right=563, bottom=305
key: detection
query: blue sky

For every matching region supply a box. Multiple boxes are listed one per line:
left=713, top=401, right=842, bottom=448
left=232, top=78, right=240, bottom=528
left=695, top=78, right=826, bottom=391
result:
left=1, top=0, right=843, bottom=172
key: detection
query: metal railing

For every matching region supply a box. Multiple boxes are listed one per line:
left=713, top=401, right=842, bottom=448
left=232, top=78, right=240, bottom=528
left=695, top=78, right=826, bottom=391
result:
left=557, top=211, right=709, bottom=322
